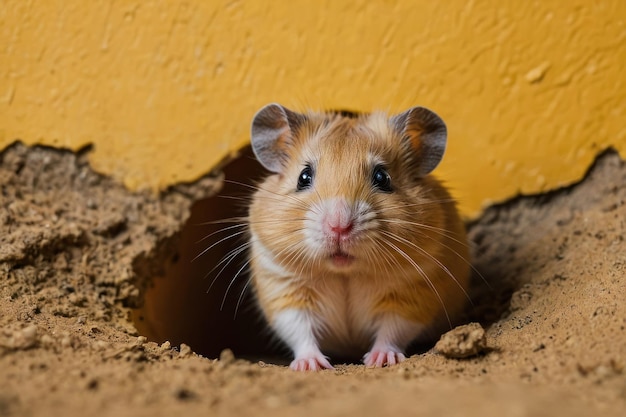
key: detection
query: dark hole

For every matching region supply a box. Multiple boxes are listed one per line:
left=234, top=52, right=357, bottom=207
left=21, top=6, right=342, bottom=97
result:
left=132, top=146, right=288, bottom=362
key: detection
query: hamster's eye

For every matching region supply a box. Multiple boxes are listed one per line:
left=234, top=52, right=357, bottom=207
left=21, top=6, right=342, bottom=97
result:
left=296, top=165, right=314, bottom=191
left=372, top=165, right=392, bottom=193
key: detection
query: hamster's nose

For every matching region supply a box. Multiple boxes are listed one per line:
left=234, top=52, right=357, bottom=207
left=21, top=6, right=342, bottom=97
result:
left=329, top=221, right=354, bottom=236
left=323, top=215, right=354, bottom=240
left=322, top=198, right=354, bottom=240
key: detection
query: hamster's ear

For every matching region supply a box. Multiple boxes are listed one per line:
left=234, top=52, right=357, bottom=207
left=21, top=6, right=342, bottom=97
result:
left=251, top=103, right=304, bottom=173
left=390, top=106, right=447, bottom=177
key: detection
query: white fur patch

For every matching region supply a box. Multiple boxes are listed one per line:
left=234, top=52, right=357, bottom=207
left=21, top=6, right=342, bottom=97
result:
left=273, top=309, right=324, bottom=357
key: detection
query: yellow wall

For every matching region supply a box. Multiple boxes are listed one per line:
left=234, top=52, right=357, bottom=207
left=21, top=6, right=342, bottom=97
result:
left=1, top=1, right=624, bottom=217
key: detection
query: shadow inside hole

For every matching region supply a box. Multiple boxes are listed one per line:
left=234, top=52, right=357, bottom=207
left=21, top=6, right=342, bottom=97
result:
left=132, top=146, right=289, bottom=361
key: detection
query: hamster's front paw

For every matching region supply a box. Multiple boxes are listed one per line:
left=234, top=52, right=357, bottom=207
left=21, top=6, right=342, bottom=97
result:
left=290, top=354, right=334, bottom=371
left=363, top=349, right=406, bottom=368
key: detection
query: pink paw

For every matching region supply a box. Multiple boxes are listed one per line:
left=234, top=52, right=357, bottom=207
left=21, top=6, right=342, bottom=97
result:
left=363, top=350, right=406, bottom=368
left=290, top=354, right=334, bottom=371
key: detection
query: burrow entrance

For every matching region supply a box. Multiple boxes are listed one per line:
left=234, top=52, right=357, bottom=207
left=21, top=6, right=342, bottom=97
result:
left=131, top=146, right=287, bottom=361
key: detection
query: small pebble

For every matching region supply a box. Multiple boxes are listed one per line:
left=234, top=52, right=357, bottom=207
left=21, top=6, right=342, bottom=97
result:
left=61, top=336, right=73, bottom=348
left=219, top=348, right=235, bottom=364
left=40, top=334, right=54, bottom=347
left=435, top=322, right=487, bottom=359
left=9, top=325, right=39, bottom=349
left=94, top=340, right=109, bottom=351
left=179, top=343, right=192, bottom=357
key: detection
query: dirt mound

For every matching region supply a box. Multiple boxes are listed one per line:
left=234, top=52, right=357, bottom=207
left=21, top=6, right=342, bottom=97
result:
left=0, top=143, right=624, bottom=416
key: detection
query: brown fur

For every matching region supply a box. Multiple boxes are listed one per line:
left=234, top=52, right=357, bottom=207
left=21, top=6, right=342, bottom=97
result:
left=249, top=109, right=470, bottom=355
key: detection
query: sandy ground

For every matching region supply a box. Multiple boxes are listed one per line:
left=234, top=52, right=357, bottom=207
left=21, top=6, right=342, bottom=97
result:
left=0, top=142, right=625, bottom=417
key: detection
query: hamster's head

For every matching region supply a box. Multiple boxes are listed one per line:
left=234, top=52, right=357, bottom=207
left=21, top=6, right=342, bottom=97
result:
left=249, top=103, right=449, bottom=275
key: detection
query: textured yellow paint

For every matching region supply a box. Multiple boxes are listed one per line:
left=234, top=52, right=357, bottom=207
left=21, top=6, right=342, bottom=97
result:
left=1, top=1, right=624, bottom=216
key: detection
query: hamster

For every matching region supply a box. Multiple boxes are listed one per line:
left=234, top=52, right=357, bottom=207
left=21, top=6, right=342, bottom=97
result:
left=247, top=103, right=470, bottom=371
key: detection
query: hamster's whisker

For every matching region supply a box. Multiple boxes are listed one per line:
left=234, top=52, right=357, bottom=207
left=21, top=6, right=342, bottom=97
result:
left=282, top=243, right=311, bottom=278
left=367, top=241, right=392, bottom=277
left=196, top=218, right=304, bottom=268
left=367, top=236, right=402, bottom=276
left=206, top=241, right=251, bottom=294
left=381, top=198, right=459, bottom=210
left=224, top=180, right=310, bottom=211
left=378, top=236, right=427, bottom=293
left=412, top=230, right=491, bottom=290
left=208, top=239, right=251, bottom=278
left=261, top=238, right=304, bottom=276
left=246, top=218, right=309, bottom=225
left=216, top=237, right=271, bottom=301
left=381, top=217, right=487, bottom=289
left=233, top=276, right=253, bottom=320
left=311, top=187, right=325, bottom=217
left=378, top=219, right=472, bottom=248
left=217, top=240, right=272, bottom=310
left=192, top=230, right=248, bottom=262
left=221, top=258, right=252, bottom=311
left=299, top=245, right=319, bottom=278
left=380, top=218, right=467, bottom=244
left=292, top=251, right=311, bottom=281
left=362, top=235, right=393, bottom=276
left=381, top=231, right=473, bottom=305
left=290, top=246, right=309, bottom=275
left=378, top=238, right=452, bottom=328
left=373, top=236, right=422, bottom=293
left=228, top=194, right=310, bottom=212
left=260, top=228, right=308, bottom=253
left=227, top=198, right=302, bottom=215
left=362, top=244, right=382, bottom=276
left=195, top=216, right=248, bottom=226
left=217, top=195, right=254, bottom=202
left=193, top=229, right=249, bottom=262
left=195, top=223, right=248, bottom=244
